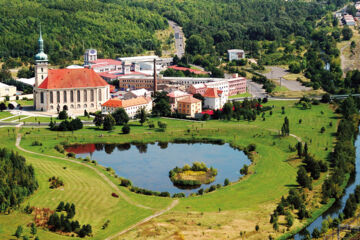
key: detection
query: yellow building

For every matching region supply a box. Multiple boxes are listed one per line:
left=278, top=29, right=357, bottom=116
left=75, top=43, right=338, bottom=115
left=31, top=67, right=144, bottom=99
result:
left=177, top=96, right=202, bottom=117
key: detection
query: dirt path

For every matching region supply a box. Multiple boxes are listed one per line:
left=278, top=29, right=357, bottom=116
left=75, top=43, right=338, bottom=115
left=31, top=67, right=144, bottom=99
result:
left=340, top=42, right=350, bottom=76
left=105, top=199, right=179, bottom=240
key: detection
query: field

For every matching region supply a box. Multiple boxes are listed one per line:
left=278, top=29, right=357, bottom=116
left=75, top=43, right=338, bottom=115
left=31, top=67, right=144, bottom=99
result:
left=0, top=100, right=338, bottom=240
left=229, top=92, right=252, bottom=99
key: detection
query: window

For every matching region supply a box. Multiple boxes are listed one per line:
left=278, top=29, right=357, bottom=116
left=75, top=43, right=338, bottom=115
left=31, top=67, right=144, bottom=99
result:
left=84, top=90, right=87, bottom=102
left=41, top=75, right=44, bottom=80
left=50, top=91, right=53, bottom=104
left=40, top=92, right=44, bottom=104
left=70, top=91, right=74, bottom=103
left=98, top=89, right=102, bottom=101
left=77, top=90, right=80, bottom=102
left=57, top=91, right=60, bottom=103
left=41, top=68, right=43, bottom=72
left=91, top=89, right=94, bottom=102
left=63, top=91, right=67, bottom=103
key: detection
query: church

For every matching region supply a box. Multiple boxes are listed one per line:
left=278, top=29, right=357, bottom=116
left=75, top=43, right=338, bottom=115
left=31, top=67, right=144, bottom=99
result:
left=33, top=30, right=110, bottom=113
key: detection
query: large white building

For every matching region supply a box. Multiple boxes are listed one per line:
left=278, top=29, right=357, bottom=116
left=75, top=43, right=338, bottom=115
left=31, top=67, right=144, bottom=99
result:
left=33, top=31, right=110, bottom=113
left=0, top=82, right=16, bottom=97
left=228, top=49, right=245, bottom=61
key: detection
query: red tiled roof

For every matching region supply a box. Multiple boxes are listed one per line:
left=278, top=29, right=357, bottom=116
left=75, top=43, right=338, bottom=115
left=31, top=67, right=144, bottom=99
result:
left=178, top=96, right=202, bottom=104
left=168, top=65, right=209, bottom=75
left=38, top=68, right=109, bottom=89
left=102, top=97, right=151, bottom=108
left=203, top=88, right=222, bottom=98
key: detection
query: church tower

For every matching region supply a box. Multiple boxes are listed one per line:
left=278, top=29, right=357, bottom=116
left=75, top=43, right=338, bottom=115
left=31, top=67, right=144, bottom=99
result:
left=35, top=25, right=48, bottom=88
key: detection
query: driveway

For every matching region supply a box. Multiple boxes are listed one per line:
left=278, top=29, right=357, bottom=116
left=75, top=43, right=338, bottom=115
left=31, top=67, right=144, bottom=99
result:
left=168, top=20, right=185, bottom=58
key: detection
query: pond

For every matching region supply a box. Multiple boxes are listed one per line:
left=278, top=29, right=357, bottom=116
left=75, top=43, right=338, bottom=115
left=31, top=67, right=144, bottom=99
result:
left=65, top=142, right=251, bottom=195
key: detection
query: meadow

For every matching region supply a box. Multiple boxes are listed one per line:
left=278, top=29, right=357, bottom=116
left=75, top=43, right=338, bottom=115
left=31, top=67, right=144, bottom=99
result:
left=0, top=100, right=339, bottom=239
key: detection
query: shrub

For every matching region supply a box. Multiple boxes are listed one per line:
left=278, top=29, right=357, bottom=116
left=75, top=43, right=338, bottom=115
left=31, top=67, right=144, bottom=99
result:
left=224, top=178, right=230, bottom=186
left=172, top=193, right=185, bottom=198
left=122, top=124, right=130, bottom=134
left=67, top=152, right=75, bottom=158
left=31, top=140, right=42, bottom=146
left=58, top=110, right=68, bottom=120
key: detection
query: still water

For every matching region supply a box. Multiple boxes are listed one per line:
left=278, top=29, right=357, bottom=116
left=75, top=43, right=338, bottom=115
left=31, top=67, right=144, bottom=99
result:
left=65, top=142, right=251, bottom=195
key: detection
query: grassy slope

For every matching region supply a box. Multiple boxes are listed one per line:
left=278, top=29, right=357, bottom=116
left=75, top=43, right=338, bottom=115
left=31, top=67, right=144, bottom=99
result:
left=0, top=100, right=338, bottom=239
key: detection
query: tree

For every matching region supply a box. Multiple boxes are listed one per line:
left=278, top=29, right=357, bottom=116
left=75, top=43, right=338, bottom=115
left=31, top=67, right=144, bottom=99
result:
left=93, top=113, right=103, bottom=128
left=158, top=121, right=167, bottom=131
left=122, top=124, right=130, bottom=134
left=103, top=115, right=115, bottom=131
left=221, top=103, right=233, bottom=120
left=0, top=102, right=6, bottom=111
left=297, top=166, right=312, bottom=189
left=153, top=99, right=171, bottom=117
left=193, top=93, right=205, bottom=106
left=15, top=225, right=23, bottom=239
left=111, top=108, right=129, bottom=125
left=30, top=223, right=37, bottom=236
left=281, top=117, right=290, bottom=136
left=312, top=228, right=321, bottom=239
left=321, top=93, right=330, bottom=103
left=58, top=110, right=68, bottom=120
left=297, top=142, right=303, bottom=158
left=342, top=26, right=353, bottom=41
left=135, top=107, right=148, bottom=125
left=8, top=103, right=14, bottom=110
left=289, top=62, right=301, bottom=73
left=185, top=35, right=206, bottom=55
left=224, top=178, right=230, bottom=186
left=340, top=97, right=357, bottom=119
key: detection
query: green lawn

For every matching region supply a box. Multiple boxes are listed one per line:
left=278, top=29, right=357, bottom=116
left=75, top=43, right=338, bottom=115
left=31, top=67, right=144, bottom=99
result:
left=229, top=92, right=252, bottom=99
left=0, top=111, right=13, bottom=120
left=2, top=115, right=27, bottom=122
left=16, top=99, right=34, bottom=106
left=0, top=100, right=339, bottom=240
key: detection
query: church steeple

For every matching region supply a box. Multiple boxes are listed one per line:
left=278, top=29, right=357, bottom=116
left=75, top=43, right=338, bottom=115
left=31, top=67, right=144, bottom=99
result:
left=35, top=24, right=48, bottom=62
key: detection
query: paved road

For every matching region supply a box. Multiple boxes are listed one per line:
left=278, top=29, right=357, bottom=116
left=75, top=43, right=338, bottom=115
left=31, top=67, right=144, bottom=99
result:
left=263, top=66, right=311, bottom=91
left=247, top=80, right=267, bottom=98
left=168, top=20, right=185, bottom=58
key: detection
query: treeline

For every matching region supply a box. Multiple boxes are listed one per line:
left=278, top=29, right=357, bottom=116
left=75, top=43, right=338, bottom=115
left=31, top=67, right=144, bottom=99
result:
left=0, top=0, right=167, bottom=65
left=0, top=148, right=38, bottom=213
left=128, top=0, right=346, bottom=57
left=322, top=97, right=359, bottom=202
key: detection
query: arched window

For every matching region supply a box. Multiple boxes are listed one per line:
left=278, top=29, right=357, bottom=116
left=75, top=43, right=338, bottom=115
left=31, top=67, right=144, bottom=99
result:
left=70, top=91, right=74, bottom=103
left=77, top=90, right=80, bottom=102
left=98, top=89, right=102, bottom=101
left=63, top=91, right=67, bottom=103
left=91, top=89, right=94, bottom=102
left=40, top=92, right=44, bottom=104
left=57, top=91, right=60, bottom=103
left=50, top=91, right=53, bottom=104
left=84, top=90, right=87, bottom=102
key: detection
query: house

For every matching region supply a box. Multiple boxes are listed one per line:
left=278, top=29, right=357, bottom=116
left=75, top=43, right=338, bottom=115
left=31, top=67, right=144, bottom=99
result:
left=203, top=88, right=228, bottom=110
left=167, top=90, right=191, bottom=111
left=33, top=32, right=110, bottom=113
left=177, top=96, right=202, bottom=117
left=227, top=49, right=245, bottom=61
left=343, top=14, right=356, bottom=26
left=0, top=82, right=16, bottom=97
left=123, top=89, right=151, bottom=100
left=187, top=83, right=207, bottom=95
left=101, top=96, right=152, bottom=118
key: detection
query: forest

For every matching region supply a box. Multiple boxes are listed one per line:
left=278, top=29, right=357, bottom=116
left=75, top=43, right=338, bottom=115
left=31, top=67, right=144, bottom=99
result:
left=0, top=0, right=167, bottom=65
left=0, top=148, right=38, bottom=213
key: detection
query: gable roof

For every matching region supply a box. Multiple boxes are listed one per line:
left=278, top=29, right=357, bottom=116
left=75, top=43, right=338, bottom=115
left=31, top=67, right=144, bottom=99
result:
left=38, top=68, right=109, bottom=89
left=203, top=88, right=222, bottom=98
left=102, top=97, right=151, bottom=108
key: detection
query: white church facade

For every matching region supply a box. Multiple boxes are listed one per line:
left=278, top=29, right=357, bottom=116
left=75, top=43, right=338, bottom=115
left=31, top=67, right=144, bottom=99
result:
left=33, top=30, right=110, bottom=113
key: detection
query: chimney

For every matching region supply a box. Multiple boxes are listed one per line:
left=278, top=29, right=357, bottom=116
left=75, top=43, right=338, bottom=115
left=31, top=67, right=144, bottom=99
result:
left=153, top=59, right=157, bottom=92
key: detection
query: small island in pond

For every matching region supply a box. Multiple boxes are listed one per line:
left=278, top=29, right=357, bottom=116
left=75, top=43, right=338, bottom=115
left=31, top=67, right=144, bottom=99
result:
left=169, top=162, right=218, bottom=188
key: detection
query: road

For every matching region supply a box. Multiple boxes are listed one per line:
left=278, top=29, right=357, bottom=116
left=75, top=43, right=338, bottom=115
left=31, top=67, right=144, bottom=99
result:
left=263, top=66, right=311, bottom=91
left=168, top=20, right=185, bottom=58
left=247, top=80, right=267, bottom=98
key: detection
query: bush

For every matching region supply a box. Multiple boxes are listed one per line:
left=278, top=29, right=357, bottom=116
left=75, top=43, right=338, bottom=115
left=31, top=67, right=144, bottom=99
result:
left=58, top=110, right=68, bottom=120
left=31, top=140, right=42, bottom=146
left=224, top=178, right=230, bottom=186
left=122, top=124, right=130, bottom=134
left=67, top=152, right=75, bottom=158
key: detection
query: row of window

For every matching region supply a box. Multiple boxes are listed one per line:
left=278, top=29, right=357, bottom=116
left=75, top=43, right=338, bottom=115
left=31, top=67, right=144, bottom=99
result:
left=40, top=89, right=106, bottom=104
